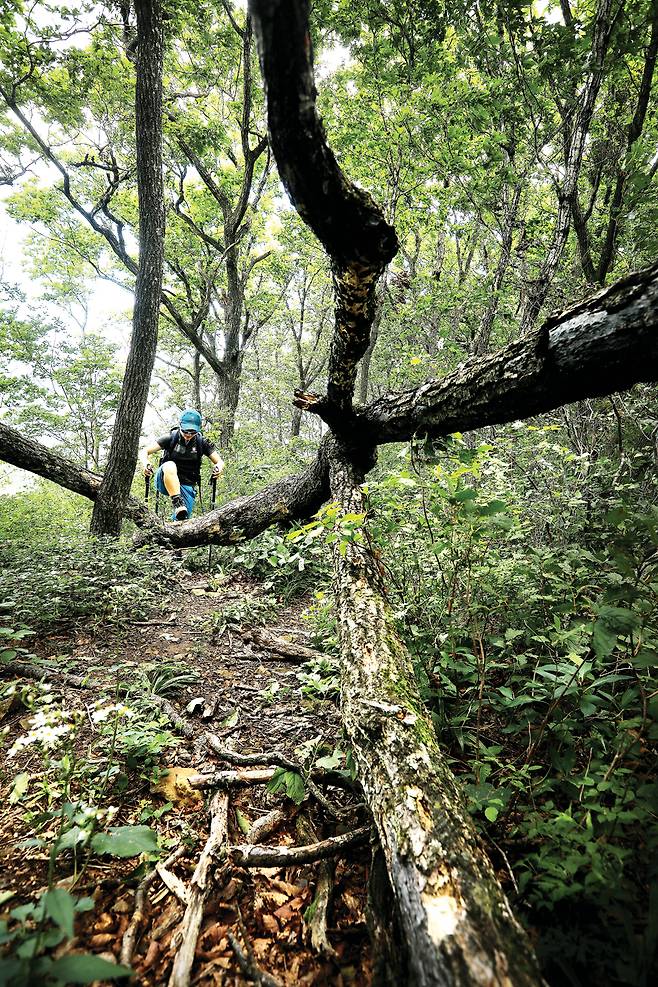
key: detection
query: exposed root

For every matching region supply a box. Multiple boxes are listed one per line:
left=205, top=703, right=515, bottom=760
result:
left=230, top=824, right=371, bottom=867
left=120, top=846, right=186, bottom=966
left=240, top=627, right=328, bottom=664
left=246, top=808, right=287, bottom=843
left=168, top=791, right=229, bottom=987
left=297, top=816, right=338, bottom=959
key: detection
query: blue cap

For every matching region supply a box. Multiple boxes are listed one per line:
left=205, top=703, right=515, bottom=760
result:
left=179, top=409, right=202, bottom=432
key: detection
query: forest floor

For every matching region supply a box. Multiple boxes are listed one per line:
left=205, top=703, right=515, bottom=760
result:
left=0, top=563, right=372, bottom=986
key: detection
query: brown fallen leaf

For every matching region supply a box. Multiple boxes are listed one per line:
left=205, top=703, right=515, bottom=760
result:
left=252, top=938, right=272, bottom=960
left=269, top=879, right=303, bottom=896
left=88, top=933, right=114, bottom=948
left=200, top=923, right=229, bottom=950
left=257, top=889, right=290, bottom=909
left=94, top=912, right=114, bottom=933
left=274, top=894, right=308, bottom=920
left=151, top=766, right=204, bottom=808
left=262, top=913, right=279, bottom=935
left=141, top=939, right=160, bottom=971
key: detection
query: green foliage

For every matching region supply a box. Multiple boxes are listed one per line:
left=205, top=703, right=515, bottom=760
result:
left=231, top=524, right=332, bottom=600
left=369, top=427, right=658, bottom=984
left=0, top=683, right=168, bottom=981
left=0, top=887, right=130, bottom=986
left=266, top=767, right=306, bottom=805
left=137, top=661, right=201, bottom=698
left=0, top=504, right=165, bottom=627
left=208, top=591, right=280, bottom=635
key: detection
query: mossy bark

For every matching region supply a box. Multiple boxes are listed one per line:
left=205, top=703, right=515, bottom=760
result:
left=328, top=437, right=544, bottom=986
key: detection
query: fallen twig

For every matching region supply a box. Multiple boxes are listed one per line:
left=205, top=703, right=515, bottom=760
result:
left=297, top=815, right=337, bottom=958
left=3, top=661, right=90, bottom=689
left=189, top=768, right=277, bottom=788
left=246, top=808, right=287, bottom=844
left=240, top=627, right=329, bottom=665
left=228, top=929, right=283, bottom=987
left=120, top=846, right=186, bottom=966
left=168, top=791, right=229, bottom=987
left=204, top=735, right=356, bottom=789
left=155, top=863, right=189, bottom=904
left=230, top=824, right=372, bottom=867
left=206, top=733, right=298, bottom=770
left=151, top=694, right=195, bottom=738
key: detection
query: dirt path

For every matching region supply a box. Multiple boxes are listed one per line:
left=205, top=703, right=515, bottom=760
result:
left=0, top=570, right=372, bottom=985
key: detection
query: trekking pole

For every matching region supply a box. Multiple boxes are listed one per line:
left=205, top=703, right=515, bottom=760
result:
left=145, top=473, right=151, bottom=504
left=208, top=475, right=218, bottom=571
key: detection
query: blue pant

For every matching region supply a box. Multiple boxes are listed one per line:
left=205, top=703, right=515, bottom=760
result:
left=156, top=466, right=196, bottom=519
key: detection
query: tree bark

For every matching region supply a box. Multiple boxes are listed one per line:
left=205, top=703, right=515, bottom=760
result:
left=518, top=0, right=614, bottom=333
left=249, top=0, right=398, bottom=417
left=359, top=261, right=658, bottom=443
left=3, top=261, right=658, bottom=547
left=90, top=0, right=164, bottom=535
left=328, top=437, right=543, bottom=986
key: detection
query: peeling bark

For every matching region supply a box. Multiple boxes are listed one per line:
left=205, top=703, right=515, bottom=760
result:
left=360, top=262, right=658, bottom=443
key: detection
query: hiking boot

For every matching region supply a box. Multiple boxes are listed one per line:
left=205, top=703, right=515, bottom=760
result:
left=172, top=495, right=188, bottom=521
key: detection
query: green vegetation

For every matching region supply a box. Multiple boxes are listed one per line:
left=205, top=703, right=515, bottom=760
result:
left=1, top=0, right=657, bottom=981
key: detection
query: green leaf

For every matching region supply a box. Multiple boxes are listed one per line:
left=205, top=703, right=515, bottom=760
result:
left=221, top=709, right=239, bottom=729
left=283, top=771, right=306, bottom=805
left=74, top=897, right=95, bottom=913
left=44, top=888, right=75, bottom=938
left=591, top=622, right=618, bottom=659
left=235, top=808, right=250, bottom=835
left=91, top=825, right=159, bottom=858
left=478, top=499, right=506, bottom=516
left=315, top=751, right=343, bottom=770
left=484, top=806, right=499, bottom=822
left=267, top=768, right=305, bottom=805
left=49, top=954, right=132, bottom=983
left=54, top=826, right=89, bottom=855
left=9, top=772, right=29, bottom=804
left=632, top=648, right=658, bottom=669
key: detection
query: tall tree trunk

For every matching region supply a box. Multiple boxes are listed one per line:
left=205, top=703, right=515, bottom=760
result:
left=473, top=183, right=522, bottom=356
left=358, top=284, right=384, bottom=404
left=217, top=248, right=244, bottom=447
left=518, top=0, right=614, bottom=333
left=90, top=0, right=164, bottom=535
left=290, top=402, right=303, bottom=437
left=595, top=2, right=658, bottom=284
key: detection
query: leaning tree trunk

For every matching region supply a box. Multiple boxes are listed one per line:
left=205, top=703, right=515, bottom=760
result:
left=328, top=437, right=543, bottom=986
left=247, top=2, right=543, bottom=982
left=90, top=0, right=164, bottom=535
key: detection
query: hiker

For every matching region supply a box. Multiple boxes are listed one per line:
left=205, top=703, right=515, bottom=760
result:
left=142, top=410, right=223, bottom=521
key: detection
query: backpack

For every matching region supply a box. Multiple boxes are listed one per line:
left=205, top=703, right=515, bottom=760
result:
left=159, top=427, right=204, bottom=483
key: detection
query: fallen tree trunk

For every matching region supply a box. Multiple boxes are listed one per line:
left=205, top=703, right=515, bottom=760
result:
left=0, top=423, right=329, bottom=545
left=359, top=262, right=658, bottom=443
left=328, top=437, right=543, bottom=986
left=3, top=261, right=656, bottom=550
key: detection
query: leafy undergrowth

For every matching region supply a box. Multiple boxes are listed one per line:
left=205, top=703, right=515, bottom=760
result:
left=366, top=430, right=658, bottom=987
left=0, top=544, right=368, bottom=986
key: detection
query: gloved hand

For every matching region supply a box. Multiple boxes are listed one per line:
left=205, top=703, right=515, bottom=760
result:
left=143, top=463, right=154, bottom=477
left=211, top=463, right=222, bottom=479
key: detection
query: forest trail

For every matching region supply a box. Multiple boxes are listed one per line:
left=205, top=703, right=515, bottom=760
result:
left=0, top=568, right=372, bottom=986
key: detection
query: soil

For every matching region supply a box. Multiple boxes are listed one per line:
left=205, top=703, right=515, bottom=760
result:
left=0, top=566, right=372, bottom=986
